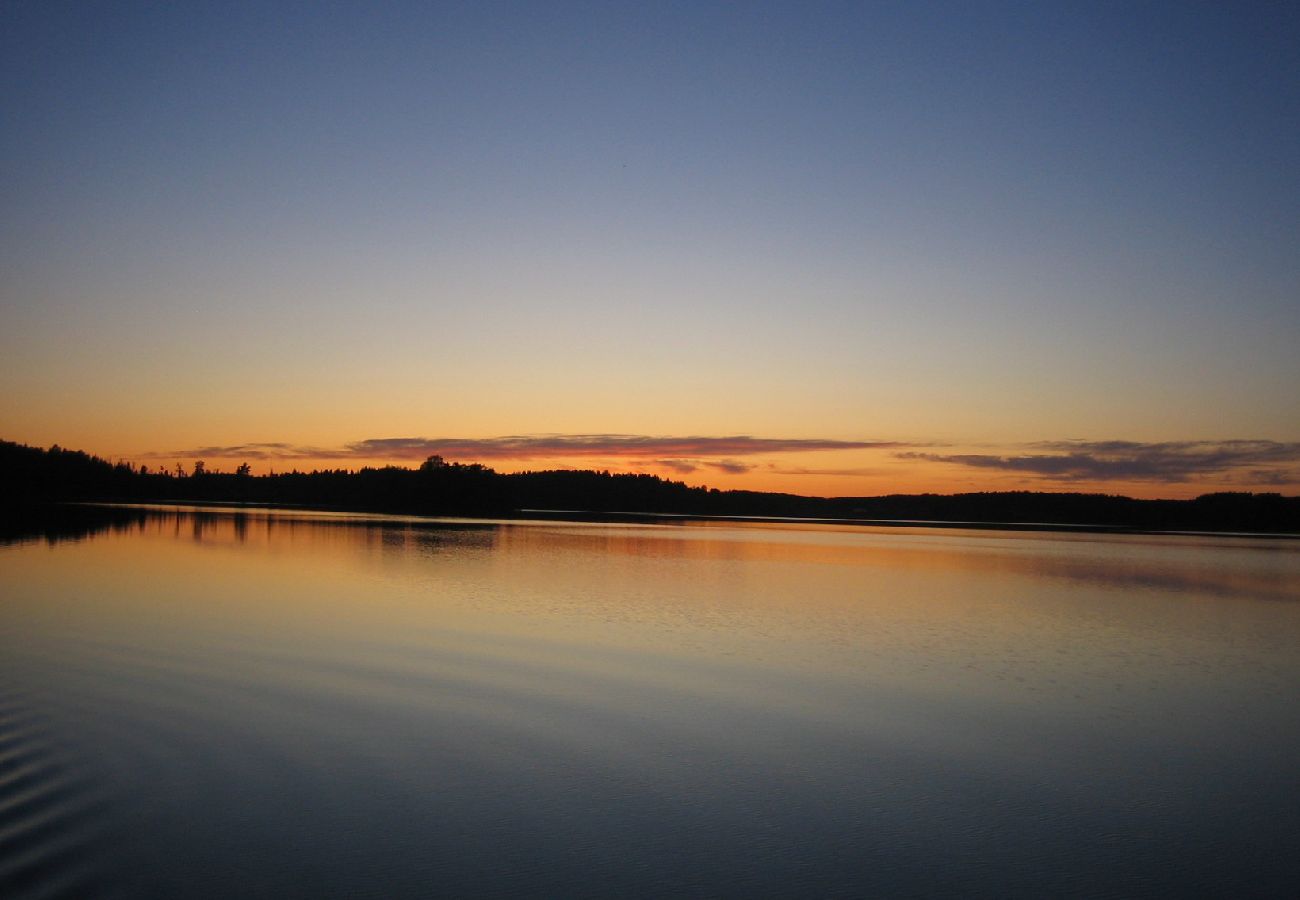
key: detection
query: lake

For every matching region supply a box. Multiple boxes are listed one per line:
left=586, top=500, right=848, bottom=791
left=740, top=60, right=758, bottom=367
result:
left=1, top=506, right=1298, bottom=897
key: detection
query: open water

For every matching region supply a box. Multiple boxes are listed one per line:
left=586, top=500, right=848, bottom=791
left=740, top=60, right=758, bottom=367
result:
left=1, top=506, right=1297, bottom=897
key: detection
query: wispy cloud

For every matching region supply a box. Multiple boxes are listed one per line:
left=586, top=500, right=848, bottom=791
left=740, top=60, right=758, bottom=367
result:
left=345, top=435, right=902, bottom=460
left=769, top=466, right=888, bottom=477
left=654, top=458, right=699, bottom=474
left=647, top=458, right=757, bottom=475
left=900, top=440, right=1300, bottom=483
left=153, top=434, right=907, bottom=463
left=708, top=459, right=756, bottom=474
left=141, top=442, right=337, bottom=460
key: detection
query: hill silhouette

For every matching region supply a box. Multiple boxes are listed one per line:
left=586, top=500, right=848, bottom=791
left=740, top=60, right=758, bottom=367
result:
left=2, top=439, right=1297, bottom=535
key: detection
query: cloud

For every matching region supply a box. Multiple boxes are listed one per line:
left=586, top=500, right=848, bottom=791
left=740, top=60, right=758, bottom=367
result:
left=1248, top=469, right=1298, bottom=486
left=155, top=434, right=906, bottom=463
left=770, top=466, right=888, bottom=477
left=141, top=442, right=336, bottom=460
left=344, top=434, right=901, bottom=460
left=645, top=458, right=756, bottom=475
left=899, top=440, right=1300, bottom=483
left=708, top=459, right=756, bottom=474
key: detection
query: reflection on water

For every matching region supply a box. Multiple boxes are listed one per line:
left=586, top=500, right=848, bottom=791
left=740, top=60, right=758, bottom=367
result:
left=1, top=507, right=1298, bottom=897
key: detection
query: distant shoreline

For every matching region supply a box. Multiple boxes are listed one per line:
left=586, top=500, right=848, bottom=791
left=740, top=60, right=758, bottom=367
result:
left=42, top=500, right=1300, bottom=542
left=5, top=439, right=1297, bottom=538
left=513, top=507, right=1300, bottom=539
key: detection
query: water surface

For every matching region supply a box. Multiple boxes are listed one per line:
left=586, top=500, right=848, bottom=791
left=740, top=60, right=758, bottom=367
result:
left=2, top=507, right=1298, bottom=897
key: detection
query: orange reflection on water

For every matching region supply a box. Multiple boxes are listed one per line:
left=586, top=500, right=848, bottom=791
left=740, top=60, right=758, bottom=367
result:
left=4, top=507, right=1298, bottom=702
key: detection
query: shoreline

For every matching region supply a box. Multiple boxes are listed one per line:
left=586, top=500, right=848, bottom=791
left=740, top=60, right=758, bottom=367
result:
left=40, top=500, right=1300, bottom=541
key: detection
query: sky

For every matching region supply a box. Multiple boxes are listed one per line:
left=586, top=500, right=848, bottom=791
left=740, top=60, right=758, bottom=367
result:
left=2, top=1, right=1298, bottom=498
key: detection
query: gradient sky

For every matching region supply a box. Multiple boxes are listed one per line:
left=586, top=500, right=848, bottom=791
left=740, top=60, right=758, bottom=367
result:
left=3, top=1, right=1298, bottom=498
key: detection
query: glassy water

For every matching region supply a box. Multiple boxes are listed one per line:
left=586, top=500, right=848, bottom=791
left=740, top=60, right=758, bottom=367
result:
left=1, top=506, right=1298, bottom=897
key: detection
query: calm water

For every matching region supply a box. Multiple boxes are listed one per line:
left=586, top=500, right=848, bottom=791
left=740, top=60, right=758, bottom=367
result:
left=1, top=507, right=1298, bottom=898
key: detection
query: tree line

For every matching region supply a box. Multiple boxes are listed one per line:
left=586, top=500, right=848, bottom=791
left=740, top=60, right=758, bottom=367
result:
left=2, top=438, right=1297, bottom=534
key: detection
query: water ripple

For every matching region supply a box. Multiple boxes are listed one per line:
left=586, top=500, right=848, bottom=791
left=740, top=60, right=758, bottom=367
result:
left=0, top=690, right=114, bottom=900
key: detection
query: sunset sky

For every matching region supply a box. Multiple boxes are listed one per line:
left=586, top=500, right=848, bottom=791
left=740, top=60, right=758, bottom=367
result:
left=3, top=2, right=1298, bottom=498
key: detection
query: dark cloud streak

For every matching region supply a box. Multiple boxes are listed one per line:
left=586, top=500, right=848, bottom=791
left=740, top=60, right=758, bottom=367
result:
left=141, top=442, right=336, bottom=461
left=154, top=434, right=906, bottom=462
left=708, top=459, right=756, bottom=474
left=900, top=440, right=1300, bottom=483
left=346, top=435, right=901, bottom=460
left=654, top=459, right=698, bottom=474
